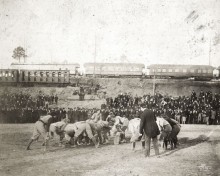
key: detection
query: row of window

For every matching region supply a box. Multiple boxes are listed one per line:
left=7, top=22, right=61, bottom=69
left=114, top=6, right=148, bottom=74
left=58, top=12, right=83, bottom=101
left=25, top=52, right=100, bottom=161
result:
left=87, top=66, right=142, bottom=71
left=25, top=77, right=68, bottom=82
left=151, top=68, right=212, bottom=74
left=23, top=71, right=69, bottom=78
left=0, top=71, right=15, bottom=77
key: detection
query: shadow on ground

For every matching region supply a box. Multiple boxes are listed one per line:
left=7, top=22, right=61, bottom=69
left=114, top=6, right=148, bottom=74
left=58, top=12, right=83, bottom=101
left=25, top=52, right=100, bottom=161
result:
left=159, top=134, right=218, bottom=157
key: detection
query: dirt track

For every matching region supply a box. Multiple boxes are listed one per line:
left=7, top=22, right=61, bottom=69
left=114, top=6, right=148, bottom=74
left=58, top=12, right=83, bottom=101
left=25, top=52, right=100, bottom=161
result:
left=0, top=124, right=220, bottom=176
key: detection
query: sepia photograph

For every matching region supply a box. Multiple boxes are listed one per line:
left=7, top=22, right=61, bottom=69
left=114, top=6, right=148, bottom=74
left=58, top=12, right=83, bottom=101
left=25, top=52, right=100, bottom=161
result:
left=0, top=0, right=220, bottom=175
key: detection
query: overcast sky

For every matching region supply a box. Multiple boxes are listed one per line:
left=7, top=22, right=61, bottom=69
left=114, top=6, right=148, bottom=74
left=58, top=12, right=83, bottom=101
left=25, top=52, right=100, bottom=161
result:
left=0, top=0, right=220, bottom=68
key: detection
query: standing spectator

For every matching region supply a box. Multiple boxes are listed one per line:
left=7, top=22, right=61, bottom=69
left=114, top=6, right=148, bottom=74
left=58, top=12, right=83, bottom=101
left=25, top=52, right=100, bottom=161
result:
left=51, top=95, right=55, bottom=104
left=45, top=100, right=49, bottom=110
left=197, top=110, right=202, bottom=124
left=205, top=108, right=211, bottom=125
left=61, top=108, right=66, bottom=119
left=57, top=108, right=63, bottom=121
left=67, top=108, right=72, bottom=120
left=55, top=95, right=58, bottom=105
left=71, top=108, right=77, bottom=123
left=139, top=105, right=160, bottom=157
left=216, top=110, right=220, bottom=125
left=210, top=107, right=216, bottom=125
left=202, top=110, right=207, bottom=124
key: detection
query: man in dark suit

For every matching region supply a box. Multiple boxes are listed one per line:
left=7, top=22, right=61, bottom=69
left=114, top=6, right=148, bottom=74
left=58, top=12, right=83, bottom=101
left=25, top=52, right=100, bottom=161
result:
left=139, top=105, right=160, bottom=157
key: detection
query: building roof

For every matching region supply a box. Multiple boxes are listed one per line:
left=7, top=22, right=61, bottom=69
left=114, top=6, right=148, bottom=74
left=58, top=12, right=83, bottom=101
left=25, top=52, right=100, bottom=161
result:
left=147, top=64, right=214, bottom=69
left=0, top=69, right=18, bottom=71
left=11, top=63, right=80, bottom=66
left=84, top=62, right=145, bottom=67
left=20, top=69, right=70, bottom=72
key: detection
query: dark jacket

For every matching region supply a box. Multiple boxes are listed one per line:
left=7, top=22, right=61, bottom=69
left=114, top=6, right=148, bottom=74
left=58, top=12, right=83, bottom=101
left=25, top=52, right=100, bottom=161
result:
left=139, top=109, right=160, bottom=138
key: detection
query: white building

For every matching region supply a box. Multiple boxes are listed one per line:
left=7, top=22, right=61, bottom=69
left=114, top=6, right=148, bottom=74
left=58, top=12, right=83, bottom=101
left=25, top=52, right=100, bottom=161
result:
left=10, top=63, right=80, bottom=74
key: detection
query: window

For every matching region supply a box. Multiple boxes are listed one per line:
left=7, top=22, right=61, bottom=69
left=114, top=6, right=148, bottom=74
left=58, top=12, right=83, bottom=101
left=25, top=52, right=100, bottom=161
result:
left=162, top=69, right=166, bottom=72
left=190, top=69, right=194, bottom=73
left=202, top=70, right=207, bottom=73
left=52, top=72, right=55, bottom=77
left=168, top=69, right=172, bottom=72
left=5, top=72, right=8, bottom=80
left=11, top=71, right=14, bottom=78
left=198, top=69, right=201, bottom=73
left=208, top=70, right=212, bottom=73
left=58, top=72, right=61, bottom=77
left=28, top=72, right=31, bottom=81
left=157, top=69, right=161, bottom=72
left=33, top=72, right=37, bottom=82
left=46, top=72, right=49, bottom=77
left=39, top=72, right=43, bottom=81
left=64, top=72, right=68, bottom=78
left=183, top=69, right=187, bottom=73
left=21, top=71, right=25, bottom=81
left=175, top=69, right=179, bottom=72
left=5, top=71, right=8, bottom=77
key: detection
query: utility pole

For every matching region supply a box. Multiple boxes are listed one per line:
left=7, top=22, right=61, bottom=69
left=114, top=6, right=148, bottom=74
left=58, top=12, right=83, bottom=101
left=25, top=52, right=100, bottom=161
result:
left=153, top=69, right=156, bottom=96
left=208, top=39, right=211, bottom=66
left=93, top=34, right=97, bottom=77
left=23, top=35, right=27, bottom=63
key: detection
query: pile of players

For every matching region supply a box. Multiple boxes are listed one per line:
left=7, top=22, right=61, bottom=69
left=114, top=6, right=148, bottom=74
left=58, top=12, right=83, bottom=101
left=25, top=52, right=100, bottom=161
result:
left=26, top=105, right=180, bottom=154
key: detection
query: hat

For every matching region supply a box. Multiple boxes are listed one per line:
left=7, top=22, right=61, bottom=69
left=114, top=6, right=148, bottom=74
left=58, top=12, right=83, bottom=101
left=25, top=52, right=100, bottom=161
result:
left=140, top=103, right=146, bottom=108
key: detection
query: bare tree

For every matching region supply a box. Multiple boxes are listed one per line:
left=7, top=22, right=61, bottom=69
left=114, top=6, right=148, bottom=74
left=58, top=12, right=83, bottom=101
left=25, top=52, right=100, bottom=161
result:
left=12, top=46, right=27, bottom=63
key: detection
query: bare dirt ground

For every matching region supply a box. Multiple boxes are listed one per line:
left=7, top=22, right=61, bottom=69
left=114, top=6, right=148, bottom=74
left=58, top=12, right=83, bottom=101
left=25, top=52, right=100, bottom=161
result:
left=0, top=124, right=220, bottom=176
left=1, top=79, right=220, bottom=100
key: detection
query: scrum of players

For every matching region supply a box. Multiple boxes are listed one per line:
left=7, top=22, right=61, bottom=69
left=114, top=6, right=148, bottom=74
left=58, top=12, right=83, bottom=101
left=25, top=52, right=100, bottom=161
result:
left=26, top=106, right=181, bottom=154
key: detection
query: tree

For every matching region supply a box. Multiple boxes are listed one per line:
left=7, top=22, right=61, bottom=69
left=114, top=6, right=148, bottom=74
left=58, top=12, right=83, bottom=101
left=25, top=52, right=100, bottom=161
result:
left=12, top=46, right=27, bottom=63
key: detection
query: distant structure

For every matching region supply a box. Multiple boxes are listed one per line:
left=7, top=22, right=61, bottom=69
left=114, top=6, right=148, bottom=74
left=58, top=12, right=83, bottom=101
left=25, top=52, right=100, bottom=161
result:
left=10, top=63, right=80, bottom=75
left=84, top=62, right=145, bottom=77
left=214, top=67, right=220, bottom=78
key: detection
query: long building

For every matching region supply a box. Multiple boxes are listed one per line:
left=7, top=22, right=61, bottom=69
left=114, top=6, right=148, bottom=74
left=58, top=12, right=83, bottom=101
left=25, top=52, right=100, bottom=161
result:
left=10, top=63, right=80, bottom=74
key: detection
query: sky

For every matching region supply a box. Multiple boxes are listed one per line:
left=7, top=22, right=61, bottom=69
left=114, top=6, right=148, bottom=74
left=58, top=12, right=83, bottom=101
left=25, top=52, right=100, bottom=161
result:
left=0, top=0, right=220, bottom=68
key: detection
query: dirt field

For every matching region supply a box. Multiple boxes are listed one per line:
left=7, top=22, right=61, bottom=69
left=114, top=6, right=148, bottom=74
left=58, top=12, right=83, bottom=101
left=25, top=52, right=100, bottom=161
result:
left=0, top=124, right=220, bottom=176
left=1, top=79, right=220, bottom=100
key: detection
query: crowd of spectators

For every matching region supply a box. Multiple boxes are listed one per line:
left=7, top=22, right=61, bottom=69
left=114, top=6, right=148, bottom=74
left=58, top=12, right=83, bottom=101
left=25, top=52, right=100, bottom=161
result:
left=0, top=92, right=58, bottom=123
left=105, top=90, right=220, bottom=125
left=0, top=90, right=220, bottom=125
